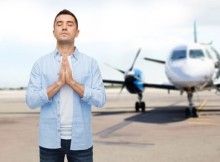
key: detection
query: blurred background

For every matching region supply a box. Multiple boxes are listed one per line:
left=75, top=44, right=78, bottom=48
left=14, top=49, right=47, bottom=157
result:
left=1, top=0, right=220, bottom=89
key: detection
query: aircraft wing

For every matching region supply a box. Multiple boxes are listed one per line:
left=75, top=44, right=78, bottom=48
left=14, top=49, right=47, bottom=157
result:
left=143, top=57, right=166, bottom=64
left=103, top=79, right=178, bottom=90
left=143, top=83, right=178, bottom=90
left=103, top=79, right=124, bottom=84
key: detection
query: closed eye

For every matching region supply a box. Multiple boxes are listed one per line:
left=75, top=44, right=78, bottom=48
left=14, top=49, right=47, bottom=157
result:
left=67, top=21, right=74, bottom=26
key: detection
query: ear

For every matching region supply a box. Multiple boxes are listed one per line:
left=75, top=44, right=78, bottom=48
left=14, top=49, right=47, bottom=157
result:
left=75, top=29, right=80, bottom=38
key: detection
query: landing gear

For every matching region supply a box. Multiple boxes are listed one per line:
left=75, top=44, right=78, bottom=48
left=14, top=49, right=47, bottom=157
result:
left=192, top=107, right=198, bottom=117
left=186, top=92, right=198, bottom=118
left=135, top=102, right=145, bottom=112
left=135, top=93, right=146, bottom=112
left=185, top=107, right=198, bottom=118
left=185, top=108, right=190, bottom=118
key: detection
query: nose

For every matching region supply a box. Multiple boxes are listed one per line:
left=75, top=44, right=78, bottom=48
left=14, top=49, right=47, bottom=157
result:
left=62, top=23, right=67, bottom=30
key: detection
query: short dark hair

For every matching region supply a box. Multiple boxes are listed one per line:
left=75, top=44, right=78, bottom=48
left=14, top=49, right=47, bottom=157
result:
left=54, top=9, right=78, bottom=29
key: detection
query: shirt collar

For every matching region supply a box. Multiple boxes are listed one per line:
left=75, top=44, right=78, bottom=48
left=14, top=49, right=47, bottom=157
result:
left=54, top=47, right=80, bottom=61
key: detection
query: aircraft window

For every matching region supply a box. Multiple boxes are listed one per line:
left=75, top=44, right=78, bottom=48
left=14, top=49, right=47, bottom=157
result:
left=171, top=50, right=186, bottom=61
left=189, top=50, right=204, bottom=58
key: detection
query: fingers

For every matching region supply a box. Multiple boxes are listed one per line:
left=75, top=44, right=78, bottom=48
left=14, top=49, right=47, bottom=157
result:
left=60, top=55, right=73, bottom=85
left=57, top=56, right=67, bottom=86
left=63, top=56, right=71, bottom=69
left=62, top=55, right=67, bottom=67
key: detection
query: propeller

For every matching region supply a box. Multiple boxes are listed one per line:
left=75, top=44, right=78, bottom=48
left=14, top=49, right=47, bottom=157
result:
left=119, top=84, right=126, bottom=94
left=129, top=48, right=141, bottom=71
left=104, top=48, right=142, bottom=94
left=104, top=63, right=125, bottom=74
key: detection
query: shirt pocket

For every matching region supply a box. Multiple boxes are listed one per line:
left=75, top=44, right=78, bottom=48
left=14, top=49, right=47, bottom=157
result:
left=41, top=65, right=59, bottom=86
left=74, top=71, right=91, bottom=86
left=42, top=70, right=59, bottom=87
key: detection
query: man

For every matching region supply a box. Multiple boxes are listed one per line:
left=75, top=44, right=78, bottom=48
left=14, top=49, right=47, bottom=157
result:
left=26, top=9, right=106, bottom=162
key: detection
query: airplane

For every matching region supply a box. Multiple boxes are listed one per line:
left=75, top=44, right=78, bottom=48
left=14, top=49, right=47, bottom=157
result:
left=103, top=49, right=176, bottom=112
left=143, top=21, right=220, bottom=117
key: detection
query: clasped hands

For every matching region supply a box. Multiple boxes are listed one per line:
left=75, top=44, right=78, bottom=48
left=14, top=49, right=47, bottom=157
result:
left=57, top=55, right=75, bottom=87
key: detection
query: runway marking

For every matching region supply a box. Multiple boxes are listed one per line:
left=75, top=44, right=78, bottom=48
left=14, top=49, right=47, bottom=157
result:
left=187, top=99, right=220, bottom=126
left=197, top=100, right=207, bottom=112
left=188, top=118, right=210, bottom=122
left=188, top=121, right=220, bottom=126
left=169, top=100, right=207, bottom=121
left=188, top=116, right=220, bottom=126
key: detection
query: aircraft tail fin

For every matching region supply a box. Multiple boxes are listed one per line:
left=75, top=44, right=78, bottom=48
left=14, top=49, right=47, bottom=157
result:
left=194, top=20, right=198, bottom=43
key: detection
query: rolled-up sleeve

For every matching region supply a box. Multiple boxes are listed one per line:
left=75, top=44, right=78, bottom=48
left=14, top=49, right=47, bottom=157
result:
left=26, top=62, right=50, bottom=109
left=82, top=60, right=106, bottom=108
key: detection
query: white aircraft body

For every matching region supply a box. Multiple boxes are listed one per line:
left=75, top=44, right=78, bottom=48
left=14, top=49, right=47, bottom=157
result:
left=144, top=23, right=220, bottom=117
left=166, top=44, right=219, bottom=89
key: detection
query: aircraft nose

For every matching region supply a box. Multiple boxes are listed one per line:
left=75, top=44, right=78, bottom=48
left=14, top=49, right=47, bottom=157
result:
left=169, top=59, right=214, bottom=82
left=183, top=59, right=214, bottom=78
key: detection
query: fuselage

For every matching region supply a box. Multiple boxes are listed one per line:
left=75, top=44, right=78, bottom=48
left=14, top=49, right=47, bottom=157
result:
left=165, top=43, right=220, bottom=90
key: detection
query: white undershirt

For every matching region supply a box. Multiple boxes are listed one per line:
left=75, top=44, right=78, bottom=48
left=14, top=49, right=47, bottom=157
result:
left=60, top=56, right=73, bottom=139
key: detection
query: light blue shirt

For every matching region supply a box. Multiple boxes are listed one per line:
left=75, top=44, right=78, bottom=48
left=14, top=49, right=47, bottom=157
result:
left=26, top=48, right=106, bottom=150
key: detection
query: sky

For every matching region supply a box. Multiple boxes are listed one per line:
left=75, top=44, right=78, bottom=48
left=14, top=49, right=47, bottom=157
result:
left=1, top=0, right=220, bottom=88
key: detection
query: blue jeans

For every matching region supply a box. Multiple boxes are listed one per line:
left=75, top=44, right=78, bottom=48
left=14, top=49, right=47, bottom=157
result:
left=40, top=139, right=93, bottom=162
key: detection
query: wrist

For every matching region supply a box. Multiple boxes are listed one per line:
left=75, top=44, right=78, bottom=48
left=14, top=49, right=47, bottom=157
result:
left=69, top=79, right=76, bottom=86
left=56, top=81, right=64, bottom=88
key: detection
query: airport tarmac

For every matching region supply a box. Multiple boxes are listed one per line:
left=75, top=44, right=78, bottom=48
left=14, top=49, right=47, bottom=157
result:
left=0, top=89, right=220, bottom=162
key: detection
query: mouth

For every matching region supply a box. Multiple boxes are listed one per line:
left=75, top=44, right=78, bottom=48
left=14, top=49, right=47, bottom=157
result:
left=60, top=32, right=68, bottom=35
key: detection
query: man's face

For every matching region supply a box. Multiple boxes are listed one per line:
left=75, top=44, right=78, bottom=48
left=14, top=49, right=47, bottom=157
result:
left=53, top=14, right=79, bottom=44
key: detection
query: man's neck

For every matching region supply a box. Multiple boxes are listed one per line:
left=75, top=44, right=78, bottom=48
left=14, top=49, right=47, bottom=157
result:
left=57, top=43, right=75, bottom=56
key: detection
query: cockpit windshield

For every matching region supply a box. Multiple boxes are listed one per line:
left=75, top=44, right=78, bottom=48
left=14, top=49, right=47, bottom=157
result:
left=189, top=49, right=204, bottom=58
left=171, top=50, right=186, bottom=61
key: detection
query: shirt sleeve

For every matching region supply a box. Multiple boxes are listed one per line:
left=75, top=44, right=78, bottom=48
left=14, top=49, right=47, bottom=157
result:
left=25, top=61, right=50, bottom=109
left=82, top=59, right=106, bottom=108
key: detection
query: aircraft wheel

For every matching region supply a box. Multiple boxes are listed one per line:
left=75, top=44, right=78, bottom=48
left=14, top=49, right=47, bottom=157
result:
left=185, top=108, right=190, bottom=118
left=135, top=102, right=139, bottom=112
left=140, top=102, right=146, bottom=112
left=192, top=107, right=198, bottom=118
